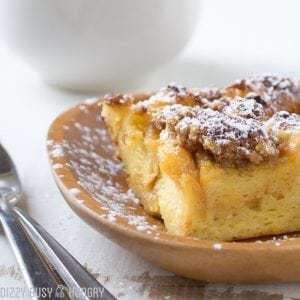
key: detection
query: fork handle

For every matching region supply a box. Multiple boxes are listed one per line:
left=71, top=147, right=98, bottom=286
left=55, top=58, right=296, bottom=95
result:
left=0, top=204, right=65, bottom=300
left=13, top=207, right=116, bottom=300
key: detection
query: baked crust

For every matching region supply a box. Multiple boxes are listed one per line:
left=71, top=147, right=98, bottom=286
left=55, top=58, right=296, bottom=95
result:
left=101, top=76, right=300, bottom=241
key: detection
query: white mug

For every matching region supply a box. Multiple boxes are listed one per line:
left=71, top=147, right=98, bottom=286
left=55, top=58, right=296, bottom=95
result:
left=0, top=0, right=201, bottom=92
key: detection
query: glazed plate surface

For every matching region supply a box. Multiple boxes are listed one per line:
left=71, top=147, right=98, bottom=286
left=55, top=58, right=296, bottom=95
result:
left=47, top=99, right=300, bottom=283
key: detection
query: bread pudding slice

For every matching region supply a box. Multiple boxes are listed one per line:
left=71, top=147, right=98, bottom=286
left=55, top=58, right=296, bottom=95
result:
left=101, top=76, right=300, bottom=241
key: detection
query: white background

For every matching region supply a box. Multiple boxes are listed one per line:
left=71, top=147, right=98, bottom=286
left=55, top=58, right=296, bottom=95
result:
left=0, top=0, right=300, bottom=299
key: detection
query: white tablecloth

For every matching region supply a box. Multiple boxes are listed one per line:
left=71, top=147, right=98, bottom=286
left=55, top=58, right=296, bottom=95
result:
left=1, top=0, right=300, bottom=299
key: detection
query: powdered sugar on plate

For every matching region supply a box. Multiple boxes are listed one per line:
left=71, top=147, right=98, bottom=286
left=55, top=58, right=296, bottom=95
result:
left=212, top=243, right=223, bottom=251
left=84, top=97, right=100, bottom=105
left=69, top=188, right=81, bottom=196
left=48, top=102, right=162, bottom=234
left=49, top=143, right=64, bottom=158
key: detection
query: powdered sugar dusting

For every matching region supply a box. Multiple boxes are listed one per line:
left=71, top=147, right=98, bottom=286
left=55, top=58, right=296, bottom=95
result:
left=46, top=140, right=54, bottom=146
left=48, top=102, right=161, bottom=234
left=53, top=163, right=63, bottom=169
left=69, top=188, right=81, bottom=196
left=127, top=215, right=157, bottom=232
left=266, top=111, right=300, bottom=132
left=213, top=243, right=223, bottom=250
left=254, top=234, right=298, bottom=245
left=49, top=143, right=64, bottom=158
left=84, top=97, right=99, bottom=105
left=133, top=85, right=179, bottom=112
left=223, top=96, right=265, bottom=120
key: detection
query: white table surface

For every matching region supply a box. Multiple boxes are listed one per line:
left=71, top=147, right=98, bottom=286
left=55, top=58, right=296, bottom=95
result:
left=1, top=0, right=300, bottom=299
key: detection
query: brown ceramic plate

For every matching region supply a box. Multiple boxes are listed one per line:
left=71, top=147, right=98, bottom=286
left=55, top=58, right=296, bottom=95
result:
left=47, top=98, right=300, bottom=283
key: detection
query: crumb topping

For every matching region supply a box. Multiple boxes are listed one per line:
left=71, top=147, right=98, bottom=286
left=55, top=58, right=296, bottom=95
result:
left=103, top=75, right=300, bottom=166
left=152, top=104, right=194, bottom=131
left=266, top=111, right=300, bottom=132
left=169, top=106, right=277, bottom=165
left=225, top=75, right=300, bottom=115
left=133, top=84, right=197, bottom=112
left=223, top=96, right=266, bottom=120
left=104, top=93, right=134, bottom=105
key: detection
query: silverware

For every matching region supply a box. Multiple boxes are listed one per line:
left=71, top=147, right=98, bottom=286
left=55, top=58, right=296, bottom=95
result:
left=0, top=202, right=63, bottom=299
left=0, top=144, right=116, bottom=300
left=15, top=208, right=116, bottom=300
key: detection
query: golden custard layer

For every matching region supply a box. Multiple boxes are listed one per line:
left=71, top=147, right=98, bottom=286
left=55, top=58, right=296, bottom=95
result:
left=101, top=76, right=300, bottom=241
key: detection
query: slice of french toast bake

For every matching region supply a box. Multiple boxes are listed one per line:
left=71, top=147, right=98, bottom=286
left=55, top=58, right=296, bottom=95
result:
left=101, top=76, right=300, bottom=241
